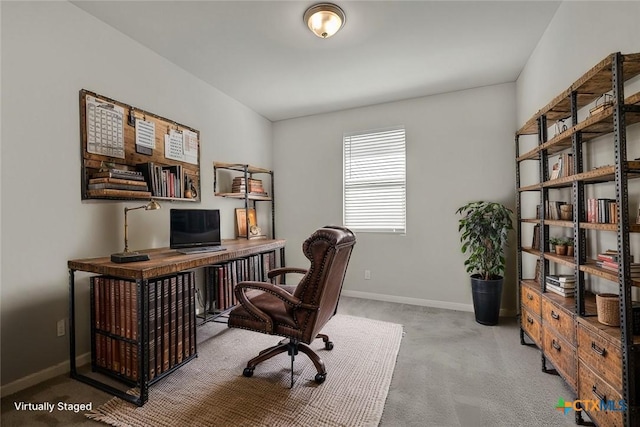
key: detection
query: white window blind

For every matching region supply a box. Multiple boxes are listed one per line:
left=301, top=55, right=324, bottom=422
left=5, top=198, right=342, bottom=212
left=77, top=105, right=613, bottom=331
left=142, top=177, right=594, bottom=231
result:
left=343, top=126, right=406, bottom=233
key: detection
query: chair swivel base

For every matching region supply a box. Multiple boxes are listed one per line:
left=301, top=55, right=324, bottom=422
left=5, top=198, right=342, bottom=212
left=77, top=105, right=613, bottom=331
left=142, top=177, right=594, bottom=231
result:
left=242, top=336, right=333, bottom=386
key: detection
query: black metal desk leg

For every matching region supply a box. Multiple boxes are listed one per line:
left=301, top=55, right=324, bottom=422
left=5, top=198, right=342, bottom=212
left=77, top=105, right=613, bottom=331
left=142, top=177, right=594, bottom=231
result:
left=69, top=269, right=77, bottom=376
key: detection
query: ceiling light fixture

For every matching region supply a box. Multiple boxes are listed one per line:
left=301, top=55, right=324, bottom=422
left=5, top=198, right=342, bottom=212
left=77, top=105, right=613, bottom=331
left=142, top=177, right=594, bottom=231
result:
left=303, top=3, right=346, bottom=39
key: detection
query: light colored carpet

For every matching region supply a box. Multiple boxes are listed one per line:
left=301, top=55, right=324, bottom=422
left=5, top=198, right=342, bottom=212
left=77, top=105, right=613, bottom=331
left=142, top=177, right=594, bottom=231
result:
left=86, top=314, right=403, bottom=427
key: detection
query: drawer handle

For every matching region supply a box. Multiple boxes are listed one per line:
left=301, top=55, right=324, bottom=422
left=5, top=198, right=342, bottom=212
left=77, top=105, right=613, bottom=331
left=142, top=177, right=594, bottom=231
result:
left=591, top=342, right=607, bottom=357
left=551, top=310, right=560, bottom=320
left=527, top=316, right=534, bottom=324
left=527, top=293, right=534, bottom=300
left=592, top=385, right=607, bottom=404
left=552, top=339, right=561, bottom=351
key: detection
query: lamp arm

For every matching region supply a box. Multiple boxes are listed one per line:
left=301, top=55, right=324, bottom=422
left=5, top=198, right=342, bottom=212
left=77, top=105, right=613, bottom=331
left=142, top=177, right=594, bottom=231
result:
left=123, top=205, right=146, bottom=253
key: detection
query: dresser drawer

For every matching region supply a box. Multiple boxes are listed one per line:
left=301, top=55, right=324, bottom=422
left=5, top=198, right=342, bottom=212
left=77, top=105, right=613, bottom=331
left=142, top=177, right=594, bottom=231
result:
left=578, top=361, right=624, bottom=427
left=521, top=308, right=541, bottom=347
left=577, top=324, right=622, bottom=391
left=521, top=283, right=541, bottom=315
left=542, top=327, right=576, bottom=391
left=542, top=297, right=575, bottom=344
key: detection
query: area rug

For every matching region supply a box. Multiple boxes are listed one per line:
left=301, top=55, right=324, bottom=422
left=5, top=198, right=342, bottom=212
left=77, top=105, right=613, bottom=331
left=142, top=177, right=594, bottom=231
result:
left=87, top=314, right=403, bottom=427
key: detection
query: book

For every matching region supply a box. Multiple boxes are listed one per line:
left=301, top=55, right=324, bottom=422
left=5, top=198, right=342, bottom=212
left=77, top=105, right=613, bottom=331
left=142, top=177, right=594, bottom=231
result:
left=148, top=279, right=156, bottom=380
left=163, top=278, right=170, bottom=371
left=155, top=278, right=163, bottom=376
left=86, top=188, right=152, bottom=199
left=546, top=275, right=576, bottom=289
left=92, top=170, right=145, bottom=181
left=88, top=182, right=149, bottom=192
left=546, top=282, right=575, bottom=297
left=177, top=274, right=184, bottom=364
left=89, top=177, right=148, bottom=187
left=546, top=274, right=575, bottom=283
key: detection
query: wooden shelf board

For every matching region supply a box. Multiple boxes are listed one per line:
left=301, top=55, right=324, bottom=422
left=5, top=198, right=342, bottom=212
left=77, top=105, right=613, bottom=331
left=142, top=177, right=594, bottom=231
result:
left=521, top=247, right=541, bottom=257
left=516, top=53, right=640, bottom=136
left=215, top=192, right=272, bottom=201
left=544, top=219, right=572, bottom=228
left=543, top=251, right=575, bottom=268
left=213, top=161, right=272, bottom=174
left=520, top=218, right=541, bottom=224
left=521, top=279, right=540, bottom=289
left=517, top=147, right=540, bottom=162
left=542, top=290, right=575, bottom=310
left=578, top=222, right=640, bottom=232
left=518, top=90, right=640, bottom=159
left=518, top=183, right=542, bottom=192
left=542, top=161, right=640, bottom=188
left=581, top=260, right=640, bottom=287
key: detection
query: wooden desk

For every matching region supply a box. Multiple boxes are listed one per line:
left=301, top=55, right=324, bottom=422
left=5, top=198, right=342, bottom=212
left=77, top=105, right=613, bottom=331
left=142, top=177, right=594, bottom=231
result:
left=68, top=239, right=285, bottom=406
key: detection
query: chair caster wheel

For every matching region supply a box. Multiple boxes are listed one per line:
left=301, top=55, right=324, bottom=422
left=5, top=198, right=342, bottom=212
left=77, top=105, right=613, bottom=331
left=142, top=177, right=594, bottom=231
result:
left=243, top=367, right=254, bottom=377
left=315, top=372, right=326, bottom=384
left=325, top=341, right=334, bottom=350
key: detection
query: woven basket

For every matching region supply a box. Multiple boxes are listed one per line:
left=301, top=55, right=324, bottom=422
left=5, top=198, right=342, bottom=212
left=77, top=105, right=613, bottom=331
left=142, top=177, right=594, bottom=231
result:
left=596, top=293, right=620, bottom=326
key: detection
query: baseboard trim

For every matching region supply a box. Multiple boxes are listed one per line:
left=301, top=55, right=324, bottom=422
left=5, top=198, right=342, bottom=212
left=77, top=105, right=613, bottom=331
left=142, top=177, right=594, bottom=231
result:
left=1, top=352, right=91, bottom=398
left=341, top=290, right=516, bottom=317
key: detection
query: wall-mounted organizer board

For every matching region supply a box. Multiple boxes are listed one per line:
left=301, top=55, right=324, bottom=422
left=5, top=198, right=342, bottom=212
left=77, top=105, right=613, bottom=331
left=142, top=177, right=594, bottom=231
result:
left=80, top=89, right=200, bottom=202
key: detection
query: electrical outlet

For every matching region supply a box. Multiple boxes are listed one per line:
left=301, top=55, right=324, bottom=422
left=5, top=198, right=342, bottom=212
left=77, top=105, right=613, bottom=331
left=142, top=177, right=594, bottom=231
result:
left=364, top=270, right=371, bottom=280
left=57, top=319, right=65, bottom=337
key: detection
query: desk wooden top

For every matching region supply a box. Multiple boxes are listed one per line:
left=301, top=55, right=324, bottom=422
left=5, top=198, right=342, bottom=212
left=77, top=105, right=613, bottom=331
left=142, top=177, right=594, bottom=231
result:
left=68, top=239, right=285, bottom=280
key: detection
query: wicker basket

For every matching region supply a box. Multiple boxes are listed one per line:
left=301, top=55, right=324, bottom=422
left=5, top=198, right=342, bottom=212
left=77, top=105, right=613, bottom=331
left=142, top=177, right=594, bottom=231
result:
left=596, top=293, right=620, bottom=326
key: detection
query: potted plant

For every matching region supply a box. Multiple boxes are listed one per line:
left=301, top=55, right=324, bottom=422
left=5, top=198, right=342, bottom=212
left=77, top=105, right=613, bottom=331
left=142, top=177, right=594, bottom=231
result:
left=549, top=237, right=565, bottom=255
left=564, top=237, right=574, bottom=257
left=457, top=201, right=513, bottom=325
left=551, top=237, right=568, bottom=256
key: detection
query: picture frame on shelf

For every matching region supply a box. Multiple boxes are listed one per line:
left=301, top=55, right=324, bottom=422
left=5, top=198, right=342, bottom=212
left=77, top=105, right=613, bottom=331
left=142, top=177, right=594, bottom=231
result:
left=235, top=208, right=257, bottom=238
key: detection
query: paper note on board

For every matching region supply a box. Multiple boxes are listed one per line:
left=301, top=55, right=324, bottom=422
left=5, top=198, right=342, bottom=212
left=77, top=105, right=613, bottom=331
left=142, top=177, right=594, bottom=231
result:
left=165, top=129, right=185, bottom=161
left=183, top=129, right=198, bottom=165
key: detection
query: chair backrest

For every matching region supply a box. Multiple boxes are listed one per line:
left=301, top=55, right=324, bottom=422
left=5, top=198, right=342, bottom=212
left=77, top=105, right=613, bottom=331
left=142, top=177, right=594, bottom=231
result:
left=292, top=225, right=356, bottom=343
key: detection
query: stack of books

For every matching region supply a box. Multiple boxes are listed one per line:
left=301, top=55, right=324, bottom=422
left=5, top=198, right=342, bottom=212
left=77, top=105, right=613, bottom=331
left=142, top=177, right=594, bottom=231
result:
left=87, top=168, right=151, bottom=198
left=596, top=250, right=640, bottom=278
left=545, top=274, right=576, bottom=297
left=232, top=177, right=267, bottom=196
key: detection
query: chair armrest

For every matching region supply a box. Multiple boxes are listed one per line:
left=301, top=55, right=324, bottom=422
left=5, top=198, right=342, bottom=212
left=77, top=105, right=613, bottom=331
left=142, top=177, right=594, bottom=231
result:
left=235, top=281, right=317, bottom=311
left=267, top=267, right=308, bottom=284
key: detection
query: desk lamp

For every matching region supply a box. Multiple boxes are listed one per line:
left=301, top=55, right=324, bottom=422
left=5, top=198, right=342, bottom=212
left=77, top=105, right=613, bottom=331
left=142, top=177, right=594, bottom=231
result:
left=111, top=200, right=161, bottom=263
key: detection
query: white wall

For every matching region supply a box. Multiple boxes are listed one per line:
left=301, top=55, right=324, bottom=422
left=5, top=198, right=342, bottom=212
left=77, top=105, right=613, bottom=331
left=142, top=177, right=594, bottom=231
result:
left=273, top=83, right=517, bottom=312
left=516, top=1, right=640, bottom=294
left=1, top=1, right=272, bottom=389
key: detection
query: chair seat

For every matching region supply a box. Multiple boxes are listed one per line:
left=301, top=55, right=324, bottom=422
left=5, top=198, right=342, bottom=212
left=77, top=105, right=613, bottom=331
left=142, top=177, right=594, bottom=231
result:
left=228, top=287, right=299, bottom=336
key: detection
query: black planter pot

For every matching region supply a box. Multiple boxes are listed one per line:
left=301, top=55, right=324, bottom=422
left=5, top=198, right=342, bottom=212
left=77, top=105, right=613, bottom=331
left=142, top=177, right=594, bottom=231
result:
left=470, top=275, right=504, bottom=326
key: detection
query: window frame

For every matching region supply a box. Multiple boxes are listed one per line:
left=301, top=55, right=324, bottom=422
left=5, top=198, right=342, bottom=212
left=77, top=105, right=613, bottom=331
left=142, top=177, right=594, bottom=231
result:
left=342, top=125, right=407, bottom=234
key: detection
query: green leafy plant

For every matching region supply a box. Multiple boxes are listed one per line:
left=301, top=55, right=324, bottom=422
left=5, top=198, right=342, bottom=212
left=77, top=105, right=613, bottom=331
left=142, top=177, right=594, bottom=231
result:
left=549, top=237, right=563, bottom=246
left=457, top=201, right=514, bottom=280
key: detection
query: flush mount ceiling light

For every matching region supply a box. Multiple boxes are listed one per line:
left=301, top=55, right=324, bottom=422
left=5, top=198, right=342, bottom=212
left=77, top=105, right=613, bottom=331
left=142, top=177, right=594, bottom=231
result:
left=303, top=3, right=346, bottom=39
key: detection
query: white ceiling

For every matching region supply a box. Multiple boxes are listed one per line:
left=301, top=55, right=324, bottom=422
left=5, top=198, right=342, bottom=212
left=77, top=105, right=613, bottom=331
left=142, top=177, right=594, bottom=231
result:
left=71, top=1, right=561, bottom=122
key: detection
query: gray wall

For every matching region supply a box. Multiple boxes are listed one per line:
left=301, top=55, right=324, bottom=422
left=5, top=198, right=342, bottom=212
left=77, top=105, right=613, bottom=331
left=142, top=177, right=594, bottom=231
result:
left=1, top=2, right=272, bottom=391
left=273, top=83, right=517, bottom=312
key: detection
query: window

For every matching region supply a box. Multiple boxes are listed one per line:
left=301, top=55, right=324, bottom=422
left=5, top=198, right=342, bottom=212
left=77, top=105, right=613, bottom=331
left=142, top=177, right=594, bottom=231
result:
left=343, top=126, right=406, bottom=233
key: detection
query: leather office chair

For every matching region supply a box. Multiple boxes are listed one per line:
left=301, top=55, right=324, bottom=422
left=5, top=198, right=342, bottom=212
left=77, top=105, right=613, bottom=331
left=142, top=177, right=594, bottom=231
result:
left=227, top=225, right=356, bottom=386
